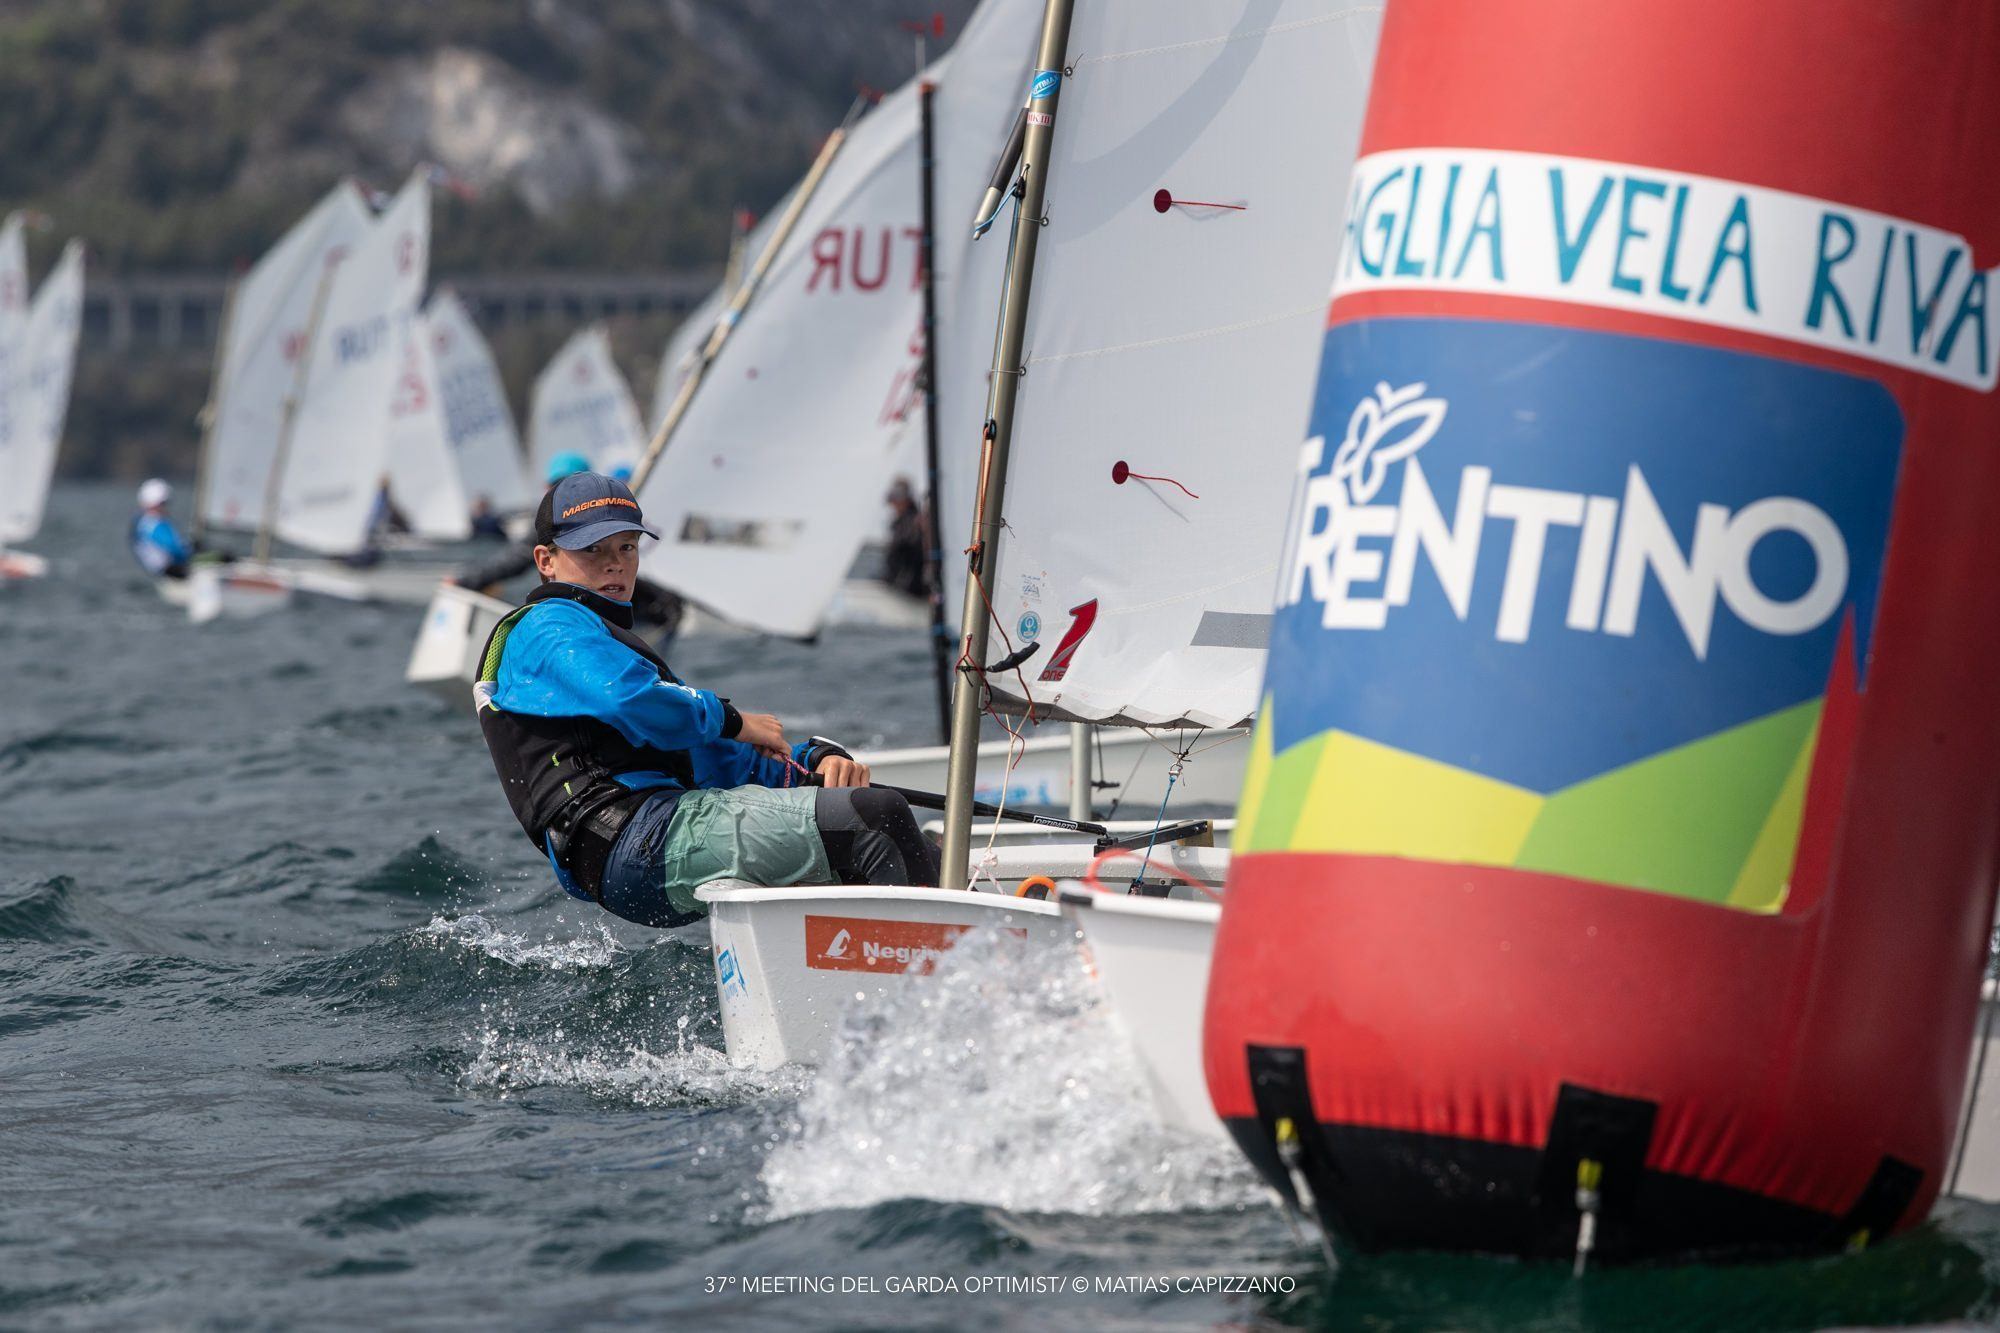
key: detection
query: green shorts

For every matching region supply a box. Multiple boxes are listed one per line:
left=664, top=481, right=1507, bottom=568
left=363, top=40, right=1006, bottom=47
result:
left=658, top=785, right=833, bottom=917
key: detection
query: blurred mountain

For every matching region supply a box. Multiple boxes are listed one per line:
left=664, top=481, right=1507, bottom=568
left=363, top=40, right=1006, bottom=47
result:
left=0, top=0, right=977, bottom=274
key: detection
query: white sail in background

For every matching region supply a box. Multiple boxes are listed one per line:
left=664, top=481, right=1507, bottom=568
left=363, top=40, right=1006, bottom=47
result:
left=0, top=240, right=83, bottom=545
left=202, top=182, right=374, bottom=531
left=0, top=213, right=30, bottom=527
left=427, top=289, right=531, bottom=513
left=383, top=309, right=471, bottom=540
left=633, top=0, right=1041, bottom=638
left=966, top=2, right=1382, bottom=728
left=528, top=326, right=644, bottom=480
left=273, top=171, right=431, bottom=553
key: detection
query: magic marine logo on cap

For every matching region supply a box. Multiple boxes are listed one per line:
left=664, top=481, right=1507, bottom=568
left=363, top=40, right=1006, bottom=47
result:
left=1241, top=317, right=1904, bottom=913
left=560, top=495, right=640, bottom=520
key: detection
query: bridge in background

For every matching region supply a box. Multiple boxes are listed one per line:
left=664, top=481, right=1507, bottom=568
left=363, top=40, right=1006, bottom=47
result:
left=81, top=270, right=715, bottom=353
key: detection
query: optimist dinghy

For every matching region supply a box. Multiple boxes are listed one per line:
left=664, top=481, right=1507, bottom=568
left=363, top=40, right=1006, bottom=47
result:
left=694, top=0, right=1383, bottom=1150
left=700, top=840, right=1227, bottom=1070
left=406, top=581, right=513, bottom=697
left=186, top=172, right=457, bottom=615
left=158, top=557, right=377, bottom=622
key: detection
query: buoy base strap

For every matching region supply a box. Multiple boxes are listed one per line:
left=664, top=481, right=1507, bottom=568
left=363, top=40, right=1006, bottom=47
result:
left=1227, top=1046, right=1921, bottom=1266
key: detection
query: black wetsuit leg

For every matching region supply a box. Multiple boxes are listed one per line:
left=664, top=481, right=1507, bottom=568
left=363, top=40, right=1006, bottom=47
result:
left=814, top=787, right=940, bottom=887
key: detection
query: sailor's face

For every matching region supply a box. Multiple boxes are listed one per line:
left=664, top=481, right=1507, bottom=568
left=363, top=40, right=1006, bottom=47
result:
left=536, top=535, right=639, bottom=601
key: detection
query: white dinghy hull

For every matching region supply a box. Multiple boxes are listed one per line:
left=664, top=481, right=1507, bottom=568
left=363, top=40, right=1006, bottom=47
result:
left=0, top=549, right=48, bottom=580
left=159, top=559, right=376, bottom=622
left=697, top=883, right=1069, bottom=1071
left=406, top=582, right=512, bottom=698
left=1062, top=890, right=1224, bottom=1143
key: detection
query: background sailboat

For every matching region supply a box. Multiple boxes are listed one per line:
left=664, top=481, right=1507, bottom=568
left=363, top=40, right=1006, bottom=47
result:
left=198, top=182, right=374, bottom=538
left=268, top=170, right=432, bottom=555
left=526, top=326, right=646, bottom=481
left=427, top=289, right=532, bottom=517
left=382, top=307, right=473, bottom=542
left=631, top=0, right=1041, bottom=644
left=0, top=236, right=85, bottom=580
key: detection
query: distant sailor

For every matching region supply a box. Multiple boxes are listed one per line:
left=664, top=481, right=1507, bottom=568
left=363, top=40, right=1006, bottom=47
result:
left=467, top=494, right=507, bottom=542
left=475, top=471, right=938, bottom=927
left=883, top=475, right=929, bottom=598
left=130, top=478, right=193, bottom=580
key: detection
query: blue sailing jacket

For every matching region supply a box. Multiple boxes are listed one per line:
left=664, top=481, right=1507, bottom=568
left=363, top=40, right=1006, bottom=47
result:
left=484, top=589, right=812, bottom=794
left=130, top=512, right=192, bottom=575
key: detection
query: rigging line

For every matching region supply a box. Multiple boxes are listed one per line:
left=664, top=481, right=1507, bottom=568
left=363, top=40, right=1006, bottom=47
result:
left=1181, top=731, right=1246, bottom=760
left=1132, top=736, right=1198, bottom=887
left=1069, top=8, right=1383, bottom=68
left=1024, top=302, right=1323, bottom=367
left=1102, top=735, right=1153, bottom=821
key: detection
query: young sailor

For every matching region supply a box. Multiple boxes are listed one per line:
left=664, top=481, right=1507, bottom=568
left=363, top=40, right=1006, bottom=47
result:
left=476, top=471, right=938, bottom=927
left=130, top=478, right=193, bottom=579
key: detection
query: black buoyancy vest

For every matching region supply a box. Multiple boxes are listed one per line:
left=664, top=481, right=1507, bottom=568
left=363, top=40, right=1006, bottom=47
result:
left=476, top=582, right=698, bottom=848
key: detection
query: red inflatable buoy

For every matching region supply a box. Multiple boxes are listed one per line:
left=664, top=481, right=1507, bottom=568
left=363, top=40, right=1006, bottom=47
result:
left=1205, top=0, right=2000, bottom=1264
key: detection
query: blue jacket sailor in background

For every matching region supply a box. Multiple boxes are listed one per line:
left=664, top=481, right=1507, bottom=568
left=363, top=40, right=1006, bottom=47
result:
left=476, top=471, right=937, bottom=928
left=130, top=478, right=193, bottom=579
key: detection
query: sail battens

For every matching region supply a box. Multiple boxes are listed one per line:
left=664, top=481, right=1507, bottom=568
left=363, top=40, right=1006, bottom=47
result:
left=1190, top=611, right=1270, bottom=649
left=1022, top=302, right=1324, bottom=367
left=1070, top=6, right=1385, bottom=68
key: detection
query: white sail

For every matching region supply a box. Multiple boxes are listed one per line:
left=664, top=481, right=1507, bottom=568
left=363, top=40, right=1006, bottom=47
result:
left=427, top=289, right=532, bottom=513
left=202, top=182, right=374, bottom=531
left=273, top=171, right=431, bottom=553
left=528, top=326, right=645, bottom=481
left=0, top=213, right=31, bottom=527
left=383, top=309, right=471, bottom=540
left=967, top=2, right=1382, bottom=728
left=633, top=0, right=1042, bottom=638
left=0, top=213, right=25, bottom=345
left=0, top=240, right=83, bottom=545
left=649, top=205, right=786, bottom=436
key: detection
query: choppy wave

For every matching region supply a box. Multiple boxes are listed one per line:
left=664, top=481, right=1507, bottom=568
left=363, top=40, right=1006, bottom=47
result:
left=0, top=877, right=89, bottom=944
left=760, top=927, right=1267, bottom=1220
left=349, top=835, right=489, bottom=901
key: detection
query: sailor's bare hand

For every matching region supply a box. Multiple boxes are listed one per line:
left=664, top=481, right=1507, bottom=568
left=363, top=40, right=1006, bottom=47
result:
left=815, top=756, right=871, bottom=788
left=735, top=711, right=788, bottom=759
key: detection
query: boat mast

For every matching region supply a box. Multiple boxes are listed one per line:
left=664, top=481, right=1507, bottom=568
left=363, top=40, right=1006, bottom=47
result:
left=189, top=274, right=241, bottom=547
left=940, top=0, right=1075, bottom=890
left=254, top=258, right=339, bottom=564
left=629, top=106, right=858, bottom=493
left=917, top=76, right=953, bottom=745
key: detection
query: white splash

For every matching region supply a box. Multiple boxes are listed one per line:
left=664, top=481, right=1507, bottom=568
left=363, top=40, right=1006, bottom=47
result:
left=418, top=912, right=625, bottom=971
left=759, top=927, right=1266, bottom=1219
left=463, top=1012, right=807, bottom=1107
